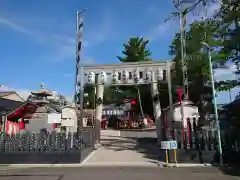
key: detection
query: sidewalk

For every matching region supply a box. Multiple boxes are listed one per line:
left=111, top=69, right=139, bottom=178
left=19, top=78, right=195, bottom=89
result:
left=81, top=132, right=160, bottom=167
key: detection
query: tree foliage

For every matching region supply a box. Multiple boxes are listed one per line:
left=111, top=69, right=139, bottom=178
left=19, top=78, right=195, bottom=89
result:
left=117, top=37, right=152, bottom=62
left=170, top=19, right=224, bottom=96
left=169, top=0, right=240, bottom=127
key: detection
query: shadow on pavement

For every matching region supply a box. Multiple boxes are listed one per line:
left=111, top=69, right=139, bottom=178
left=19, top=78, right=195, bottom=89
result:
left=212, top=165, right=240, bottom=177
left=100, top=137, right=164, bottom=162
left=100, top=136, right=217, bottom=164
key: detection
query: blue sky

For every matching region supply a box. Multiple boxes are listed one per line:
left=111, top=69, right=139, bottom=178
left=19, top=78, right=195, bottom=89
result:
left=0, top=0, right=238, bottom=103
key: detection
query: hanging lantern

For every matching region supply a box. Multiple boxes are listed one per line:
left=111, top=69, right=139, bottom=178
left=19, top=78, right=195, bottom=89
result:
left=133, top=68, right=140, bottom=83
left=87, top=72, right=95, bottom=85
left=111, top=69, right=118, bottom=84
left=144, top=68, right=151, bottom=83
left=98, top=71, right=107, bottom=84
left=122, top=69, right=129, bottom=83
left=109, top=110, right=113, bottom=116
left=102, top=110, right=106, bottom=116
left=156, top=68, right=163, bottom=81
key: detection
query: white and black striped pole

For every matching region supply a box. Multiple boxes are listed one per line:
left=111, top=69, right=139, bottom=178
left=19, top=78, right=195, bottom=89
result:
left=75, top=9, right=86, bottom=106
left=75, top=9, right=86, bottom=132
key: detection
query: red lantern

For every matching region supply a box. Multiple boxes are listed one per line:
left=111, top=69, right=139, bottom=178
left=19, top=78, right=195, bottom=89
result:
left=131, top=100, right=136, bottom=105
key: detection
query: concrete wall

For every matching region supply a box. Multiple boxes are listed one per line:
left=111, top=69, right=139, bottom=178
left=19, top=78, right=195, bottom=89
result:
left=25, top=113, right=52, bottom=133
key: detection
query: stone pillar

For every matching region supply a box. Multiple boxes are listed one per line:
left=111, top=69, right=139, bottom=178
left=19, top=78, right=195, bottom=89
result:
left=151, top=72, right=162, bottom=143
left=95, top=83, right=104, bottom=144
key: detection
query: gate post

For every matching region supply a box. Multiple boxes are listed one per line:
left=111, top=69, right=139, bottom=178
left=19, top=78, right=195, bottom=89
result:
left=151, top=71, right=162, bottom=143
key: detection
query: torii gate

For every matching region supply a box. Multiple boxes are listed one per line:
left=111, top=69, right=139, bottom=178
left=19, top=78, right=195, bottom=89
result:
left=80, top=61, right=174, bottom=143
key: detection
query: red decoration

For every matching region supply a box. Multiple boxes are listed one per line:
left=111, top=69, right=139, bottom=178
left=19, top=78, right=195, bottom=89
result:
left=19, top=119, right=25, bottom=130
left=5, top=120, right=20, bottom=135
left=131, top=100, right=136, bottom=105
left=176, top=87, right=184, bottom=104
left=52, top=123, right=57, bottom=129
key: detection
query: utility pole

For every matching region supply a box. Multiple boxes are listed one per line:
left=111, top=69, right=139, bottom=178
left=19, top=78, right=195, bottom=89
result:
left=202, top=41, right=224, bottom=169
left=174, top=1, right=189, bottom=100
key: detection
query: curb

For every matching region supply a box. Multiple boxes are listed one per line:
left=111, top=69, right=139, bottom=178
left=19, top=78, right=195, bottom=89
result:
left=2, top=162, right=213, bottom=168
left=80, top=162, right=158, bottom=167
left=158, top=163, right=212, bottom=168
left=119, top=128, right=156, bottom=132
left=5, top=163, right=157, bottom=168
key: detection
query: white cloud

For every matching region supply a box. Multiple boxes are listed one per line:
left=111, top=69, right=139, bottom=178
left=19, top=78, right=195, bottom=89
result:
left=146, top=21, right=174, bottom=41
left=84, top=9, right=114, bottom=46
left=0, top=85, right=31, bottom=100
left=0, top=14, right=109, bottom=64
left=145, top=1, right=221, bottom=42
left=16, top=89, right=31, bottom=100
left=0, top=17, right=33, bottom=36
left=0, top=17, right=45, bottom=42
left=2, top=84, right=74, bottom=102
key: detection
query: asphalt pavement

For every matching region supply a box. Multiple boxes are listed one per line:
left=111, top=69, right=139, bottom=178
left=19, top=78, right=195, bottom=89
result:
left=0, top=167, right=238, bottom=180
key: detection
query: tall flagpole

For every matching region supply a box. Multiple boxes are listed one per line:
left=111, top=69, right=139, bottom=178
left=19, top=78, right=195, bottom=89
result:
left=180, top=11, right=188, bottom=100
left=75, top=9, right=86, bottom=106
left=75, top=9, right=86, bottom=132
left=74, top=10, right=79, bottom=105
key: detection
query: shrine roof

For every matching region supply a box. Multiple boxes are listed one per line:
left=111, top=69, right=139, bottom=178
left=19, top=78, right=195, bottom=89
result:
left=0, top=98, right=24, bottom=115
left=0, top=98, right=37, bottom=118
left=0, top=91, right=15, bottom=97
left=31, top=90, right=53, bottom=96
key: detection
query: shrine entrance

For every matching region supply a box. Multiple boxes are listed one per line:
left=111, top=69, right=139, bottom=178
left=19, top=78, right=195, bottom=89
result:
left=78, top=61, right=174, bottom=142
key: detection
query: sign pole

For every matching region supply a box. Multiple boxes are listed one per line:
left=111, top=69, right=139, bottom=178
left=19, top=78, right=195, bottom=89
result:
left=165, top=149, right=169, bottom=165
left=173, top=149, right=177, bottom=164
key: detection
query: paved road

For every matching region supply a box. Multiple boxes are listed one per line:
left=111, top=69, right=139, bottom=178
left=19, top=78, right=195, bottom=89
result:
left=0, top=167, right=238, bottom=180
left=83, top=134, right=160, bottom=166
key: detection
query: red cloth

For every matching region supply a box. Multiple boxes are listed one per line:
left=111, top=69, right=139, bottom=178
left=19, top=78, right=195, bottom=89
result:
left=19, top=119, right=25, bottom=130
left=5, top=120, right=20, bottom=135
left=52, top=123, right=57, bottom=129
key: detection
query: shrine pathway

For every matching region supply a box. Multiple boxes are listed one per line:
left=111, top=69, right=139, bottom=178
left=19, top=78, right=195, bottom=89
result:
left=81, top=130, right=161, bottom=166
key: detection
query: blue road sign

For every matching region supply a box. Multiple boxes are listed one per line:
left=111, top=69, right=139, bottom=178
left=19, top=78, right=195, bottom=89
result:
left=170, top=141, right=177, bottom=149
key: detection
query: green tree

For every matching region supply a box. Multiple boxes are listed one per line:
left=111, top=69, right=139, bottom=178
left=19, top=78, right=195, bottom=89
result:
left=170, top=19, right=224, bottom=90
left=215, top=0, right=240, bottom=71
left=117, top=37, right=152, bottom=62
left=169, top=19, right=227, bottom=124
